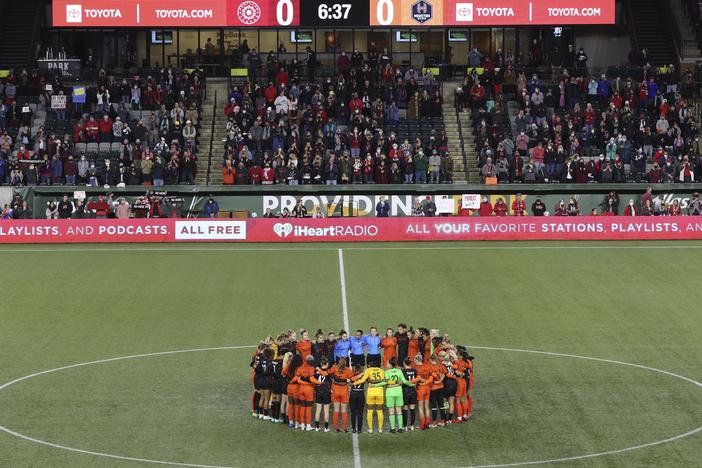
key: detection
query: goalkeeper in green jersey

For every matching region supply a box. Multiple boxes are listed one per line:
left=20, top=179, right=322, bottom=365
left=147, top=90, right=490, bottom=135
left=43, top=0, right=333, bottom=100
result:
left=384, top=357, right=416, bottom=433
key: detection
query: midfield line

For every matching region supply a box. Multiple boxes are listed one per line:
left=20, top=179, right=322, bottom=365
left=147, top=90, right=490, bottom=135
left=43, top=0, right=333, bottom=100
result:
left=338, top=248, right=362, bottom=468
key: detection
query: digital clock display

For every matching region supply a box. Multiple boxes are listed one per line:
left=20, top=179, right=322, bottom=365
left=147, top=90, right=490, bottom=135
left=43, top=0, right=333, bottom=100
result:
left=299, top=0, right=369, bottom=26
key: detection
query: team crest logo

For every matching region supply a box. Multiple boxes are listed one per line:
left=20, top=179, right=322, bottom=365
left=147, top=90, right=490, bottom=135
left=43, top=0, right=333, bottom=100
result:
left=455, top=2, right=473, bottom=21
left=273, top=223, right=293, bottom=238
left=412, top=0, right=433, bottom=23
left=237, top=0, right=262, bottom=24
left=66, top=4, right=83, bottom=23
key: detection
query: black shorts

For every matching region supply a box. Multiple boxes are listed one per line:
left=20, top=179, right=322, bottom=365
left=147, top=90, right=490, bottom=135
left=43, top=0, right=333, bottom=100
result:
left=429, top=389, right=443, bottom=405
left=316, top=389, right=331, bottom=405
left=281, top=380, right=289, bottom=395
left=403, top=387, right=417, bottom=406
left=255, top=376, right=271, bottom=391
left=366, top=354, right=381, bottom=367
left=272, top=378, right=284, bottom=395
left=443, top=379, right=458, bottom=398
left=350, top=354, right=366, bottom=367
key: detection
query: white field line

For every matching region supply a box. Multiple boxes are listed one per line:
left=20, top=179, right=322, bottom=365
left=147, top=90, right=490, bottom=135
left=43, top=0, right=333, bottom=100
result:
left=338, top=248, right=362, bottom=468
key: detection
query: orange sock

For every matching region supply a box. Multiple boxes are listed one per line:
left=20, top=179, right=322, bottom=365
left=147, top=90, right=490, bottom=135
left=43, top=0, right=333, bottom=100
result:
left=455, top=401, right=463, bottom=418
left=288, top=403, right=295, bottom=423
left=333, top=412, right=339, bottom=429
left=297, top=405, right=304, bottom=424
left=467, top=396, right=473, bottom=414
left=342, top=412, right=348, bottom=430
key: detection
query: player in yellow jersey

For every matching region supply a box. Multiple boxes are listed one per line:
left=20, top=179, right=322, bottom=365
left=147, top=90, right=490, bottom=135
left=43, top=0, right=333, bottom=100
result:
left=352, top=365, right=387, bottom=433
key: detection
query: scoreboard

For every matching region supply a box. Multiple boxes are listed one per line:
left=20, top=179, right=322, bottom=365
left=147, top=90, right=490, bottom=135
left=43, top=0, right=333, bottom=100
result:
left=52, top=0, right=615, bottom=27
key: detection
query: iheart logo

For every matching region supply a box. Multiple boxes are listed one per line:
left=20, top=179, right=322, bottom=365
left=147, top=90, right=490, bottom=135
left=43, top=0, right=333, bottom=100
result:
left=273, top=223, right=293, bottom=238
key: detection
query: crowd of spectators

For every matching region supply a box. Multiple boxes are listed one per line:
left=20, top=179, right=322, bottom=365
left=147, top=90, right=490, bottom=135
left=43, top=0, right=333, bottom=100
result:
left=1, top=191, right=186, bottom=220
left=474, top=188, right=702, bottom=217
left=0, top=67, right=205, bottom=187
left=455, top=47, right=701, bottom=185
left=218, top=50, right=454, bottom=185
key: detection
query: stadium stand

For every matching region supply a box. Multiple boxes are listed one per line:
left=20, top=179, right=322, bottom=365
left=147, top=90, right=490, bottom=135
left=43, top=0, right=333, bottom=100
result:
left=214, top=65, right=453, bottom=185
left=0, top=68, right=205, bottom=186
left=457, top=60, right=702, bottom=184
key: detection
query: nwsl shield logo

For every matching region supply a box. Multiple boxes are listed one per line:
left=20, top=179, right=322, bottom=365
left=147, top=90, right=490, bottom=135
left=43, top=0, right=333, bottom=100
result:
left=412, top=0, right=433, bottom=23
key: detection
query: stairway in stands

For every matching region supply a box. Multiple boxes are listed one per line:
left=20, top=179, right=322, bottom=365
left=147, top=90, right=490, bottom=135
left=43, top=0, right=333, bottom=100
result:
left=195, top=79, right=229, bottom=185
left=0, top=0, right=41, bottom=70
left=441, top=82, right=471, bottom=184
left=628, top=0, right=678, bottom=65
left=670, top=0, right=702, bottom=61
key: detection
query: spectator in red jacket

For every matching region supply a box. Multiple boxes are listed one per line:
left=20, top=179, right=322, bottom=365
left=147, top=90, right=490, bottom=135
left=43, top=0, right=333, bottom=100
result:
left=554, top=200, right=567, bottom=216
left=87, top=194, right=110, bottom=218
left=469, top=82, right=486, bottom=108
left=85, top=116, right=99, bottom=142
left=248, top=164, right=262, bottom=184
left=493, top=198, right=508, bottom=216
left=73, top=119, right=86, bottom=143
left=478, top=196, right=493, bottom=216
left=98, top=115, right=113, bottom=142
left=511, top=193, right=526, bottom=216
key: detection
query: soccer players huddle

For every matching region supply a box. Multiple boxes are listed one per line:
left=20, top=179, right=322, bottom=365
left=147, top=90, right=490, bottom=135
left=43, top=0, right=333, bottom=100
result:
left=250, top=324, right=475, bottom=434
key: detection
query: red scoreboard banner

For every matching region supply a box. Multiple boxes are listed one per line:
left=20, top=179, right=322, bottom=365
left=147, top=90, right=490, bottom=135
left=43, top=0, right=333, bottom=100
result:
left=0, top=217, right=699, bottom=243
left=52, top=0, right=614, bottom=27
left=53, top=0, right=299, bottom=27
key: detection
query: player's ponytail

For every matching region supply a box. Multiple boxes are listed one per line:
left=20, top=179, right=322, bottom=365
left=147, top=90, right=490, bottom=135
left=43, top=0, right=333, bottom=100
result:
left=337, top=358, right=347, bottom=370
left=389, top=357, right=398, bottom=368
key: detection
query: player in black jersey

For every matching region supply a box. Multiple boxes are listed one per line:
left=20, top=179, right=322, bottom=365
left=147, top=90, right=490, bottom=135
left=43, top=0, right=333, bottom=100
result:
left=348, top=365, right=366, bottom=433
left=254, top=348, right=275, bottom=420
left=269, top=355, right=285, bottom=423
left=402, top=357, right=419, bottom=431
left=313, top=358, right=332, bottom=432
left=250, top=343, right=267, bottom=417
left=395, top=323, right=409, bottom=365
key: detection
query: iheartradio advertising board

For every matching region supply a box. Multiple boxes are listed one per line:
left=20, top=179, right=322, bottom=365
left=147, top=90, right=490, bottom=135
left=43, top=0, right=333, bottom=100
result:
left=52, top=0, right=615, bottom=27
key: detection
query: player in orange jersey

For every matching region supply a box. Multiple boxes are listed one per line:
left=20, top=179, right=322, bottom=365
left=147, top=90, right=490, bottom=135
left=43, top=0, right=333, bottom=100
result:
left=381, top=328, right=397, bottom=368
left=296, top=329, right=313, bottom=360
left=283, top=353, right=302, bottom=429
left=413, top=354, right=434, bottom=430
left=329, top=358, right=354, bottom=432
left=452, top=353, right=468, bottom=422
left=294, top=355, right=317, bottom=431
left=407, top=328, right=420, bottom=360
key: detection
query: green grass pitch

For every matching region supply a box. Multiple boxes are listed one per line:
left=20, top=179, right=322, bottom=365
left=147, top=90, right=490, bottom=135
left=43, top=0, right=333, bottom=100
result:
left=0, top=241, right=701, bottom=468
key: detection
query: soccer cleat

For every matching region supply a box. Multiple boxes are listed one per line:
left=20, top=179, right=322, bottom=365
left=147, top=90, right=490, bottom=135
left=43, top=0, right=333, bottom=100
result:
left=307, top=424, right=314, bottom=431
left=315, top=427, right=320, bottom=432
left=410, top=425, right=415, bottom=431
left=378, top=429, right=383, bottom=433
left=288, top=422, right=295, bottom=429
left=324, top=428, right=330, bottom=433
left=452, top=418, right=461, bottom=424
left=389, top=429, right=396, bottom=434
left=335, top=429, right=340, bottom=433
left=398, top=428, right=404, bottom=433
left=344, top=429, right=349, bottom=433
left=352, top=429, right=356, bottom=433
left=368, top=429, right=373, bottom=434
